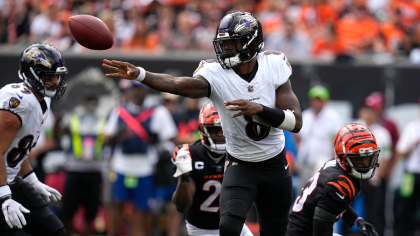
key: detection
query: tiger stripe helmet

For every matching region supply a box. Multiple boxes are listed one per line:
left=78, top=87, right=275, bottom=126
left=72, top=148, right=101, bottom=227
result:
left=198, top=102, right=226, bottom=154
left=334, top=123, right=380, bottom=179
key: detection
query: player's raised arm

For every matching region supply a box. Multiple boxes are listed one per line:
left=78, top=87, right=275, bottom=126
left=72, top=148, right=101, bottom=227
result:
left=102, top=59, right=209, bottom=99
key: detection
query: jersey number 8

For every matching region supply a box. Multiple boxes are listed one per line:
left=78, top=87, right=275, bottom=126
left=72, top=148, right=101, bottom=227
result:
left=244, top=115, right=270, bottom=141
left=7, top=135, right=35, bottom=167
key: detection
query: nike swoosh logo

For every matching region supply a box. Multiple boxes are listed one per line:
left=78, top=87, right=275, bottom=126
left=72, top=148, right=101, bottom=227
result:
left=284, top=163, right=289, bottom=169
left=15, top=93, right=22, bottom=99
left=336, top=192, right=345, bottom=199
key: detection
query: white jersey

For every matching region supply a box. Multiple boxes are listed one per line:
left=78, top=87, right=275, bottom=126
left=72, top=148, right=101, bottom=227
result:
left=193, top=51, right=292, bottom=162
left=0, top=83, right=50, bottom=183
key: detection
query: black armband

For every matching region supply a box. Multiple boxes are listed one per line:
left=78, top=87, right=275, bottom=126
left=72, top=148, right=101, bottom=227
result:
left=342, top=206, right=359, bottom=227
left=256, top=105, right=285, bottom=127
left=180, top=175, right=190, bottom=182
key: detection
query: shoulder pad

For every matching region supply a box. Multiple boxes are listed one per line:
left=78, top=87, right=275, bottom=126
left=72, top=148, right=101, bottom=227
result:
left=194, top=59, right=218, bottom=75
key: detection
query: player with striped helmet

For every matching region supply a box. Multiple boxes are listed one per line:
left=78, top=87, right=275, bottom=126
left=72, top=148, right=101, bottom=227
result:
left=172, top=102, right=253, bottom=236
left=287, top=123, right=379, bottom=236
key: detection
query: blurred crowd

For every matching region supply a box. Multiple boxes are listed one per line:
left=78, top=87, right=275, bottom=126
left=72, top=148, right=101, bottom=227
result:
left=3, top=0, right=420, bottom=62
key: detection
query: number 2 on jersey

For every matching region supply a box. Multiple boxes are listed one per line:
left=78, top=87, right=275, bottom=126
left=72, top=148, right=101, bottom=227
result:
left=243, top=115, right=270, bottom=141
left=200, top=180, right=222, bottom=212
left=292, top=172, right=320, bottom=212
left=7, top=135, right=35, bottom=167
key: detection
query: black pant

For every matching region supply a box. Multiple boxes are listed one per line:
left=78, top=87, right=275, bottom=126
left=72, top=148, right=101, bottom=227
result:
left=394, top=173, right=420, bottom=236
left=62, top=171, right=102, bottom=222
left=219, top=149, right=293, bottom=236
left=0, top=176, right=65, bottom=236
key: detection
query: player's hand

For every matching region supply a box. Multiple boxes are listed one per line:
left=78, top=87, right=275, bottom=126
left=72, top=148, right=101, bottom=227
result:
left=1, top=197, right=30, bottom=229
left=23, top=172, right=62, bottom=202
left=32, top=181, right=62, bottom=203
left=174, top=147, right=192, bottom=177
left=356, top=218, right=379, bottom=236
left=224, top=99, right=263, bottom=118
left=102, top=59, right=140, bottom=80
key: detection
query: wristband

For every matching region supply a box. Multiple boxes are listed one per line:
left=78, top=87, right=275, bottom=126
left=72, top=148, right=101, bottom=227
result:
left=22, top=172, right=38, bottom=185
left=355, top=217, right=363, bottom=225
left=0, top=185, right=11, bottom=198
left=180, top=175, right=190, bottom=182
left=134, top=67, right=146, bottom=82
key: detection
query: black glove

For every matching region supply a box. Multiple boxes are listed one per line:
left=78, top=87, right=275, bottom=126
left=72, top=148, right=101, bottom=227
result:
left=356, top=218, right=379, bottom=236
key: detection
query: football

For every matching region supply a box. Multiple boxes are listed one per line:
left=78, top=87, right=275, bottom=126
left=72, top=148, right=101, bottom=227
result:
left=68, top=15, right=113, bottom=50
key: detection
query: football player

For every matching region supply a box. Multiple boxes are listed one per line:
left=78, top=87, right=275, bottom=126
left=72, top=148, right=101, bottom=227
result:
left=287, top=123, right=379, bottom=236
left=103, top=11, right=302, bottom=236
left=172, top=102, right=253, bottom=236
left=0, top=43, right=67, bottom=235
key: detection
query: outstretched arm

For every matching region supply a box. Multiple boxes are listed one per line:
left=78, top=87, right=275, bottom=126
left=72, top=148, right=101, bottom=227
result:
left=102, top=59, right=209, bottom=98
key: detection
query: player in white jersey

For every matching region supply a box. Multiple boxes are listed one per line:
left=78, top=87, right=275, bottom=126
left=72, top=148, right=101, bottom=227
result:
left=103, top=11, right=302, bottom=236
left=0, top=44, right=67, bottom=235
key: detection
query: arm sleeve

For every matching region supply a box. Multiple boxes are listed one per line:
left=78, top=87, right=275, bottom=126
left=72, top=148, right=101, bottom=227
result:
left=341, top=206, right=359, bottom=227
left=313, top=206, right=335, bottom=236
left=257, top=104, right=285, bottom=127
left=313, top=195, right=348, bottom=236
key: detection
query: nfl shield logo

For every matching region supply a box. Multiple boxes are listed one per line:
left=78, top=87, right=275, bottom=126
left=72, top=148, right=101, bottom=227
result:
left=248, top=85, right=254, bottom=92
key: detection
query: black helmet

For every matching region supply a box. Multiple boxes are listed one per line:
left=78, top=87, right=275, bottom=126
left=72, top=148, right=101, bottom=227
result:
left=18, top=43, right=68, bottom=99
left=213, top=11, right=264, bottom=69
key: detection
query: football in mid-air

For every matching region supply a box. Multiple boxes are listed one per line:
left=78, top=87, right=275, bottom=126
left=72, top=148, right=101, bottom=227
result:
left=68, top=15, right=113, bottom=50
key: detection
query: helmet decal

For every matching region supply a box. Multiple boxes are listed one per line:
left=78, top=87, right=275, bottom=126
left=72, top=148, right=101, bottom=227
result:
left=18, top=43, right=68, bottom=99
left=234, top=15, right=257, bottom=33
left=25, top=50, right=52, bottom=68
left=213, top=11, right=264, bottom=69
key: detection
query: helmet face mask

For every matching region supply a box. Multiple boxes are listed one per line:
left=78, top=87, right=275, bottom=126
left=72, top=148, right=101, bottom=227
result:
left=338, top=149, right=380, bottom=179
left=18, top=43, right=68, bottom=99
left=213, top=11, right=264, bottom=69
left=198, top=102, right=226, bottom=154
left=334, top=123, right=380, bottom=179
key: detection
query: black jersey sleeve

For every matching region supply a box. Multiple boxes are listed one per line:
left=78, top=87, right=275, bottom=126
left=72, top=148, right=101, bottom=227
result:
left=324, top=174, right=358, bottom=203
left=313, top=195, right=348, bottom=236
left=313, top=206, right=335, bottom=236
left=341, top=206, right=359, bottom=227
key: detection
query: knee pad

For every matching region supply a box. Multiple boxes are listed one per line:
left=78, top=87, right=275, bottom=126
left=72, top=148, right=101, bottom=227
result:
left=219, top=215, right=244, bottom=236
